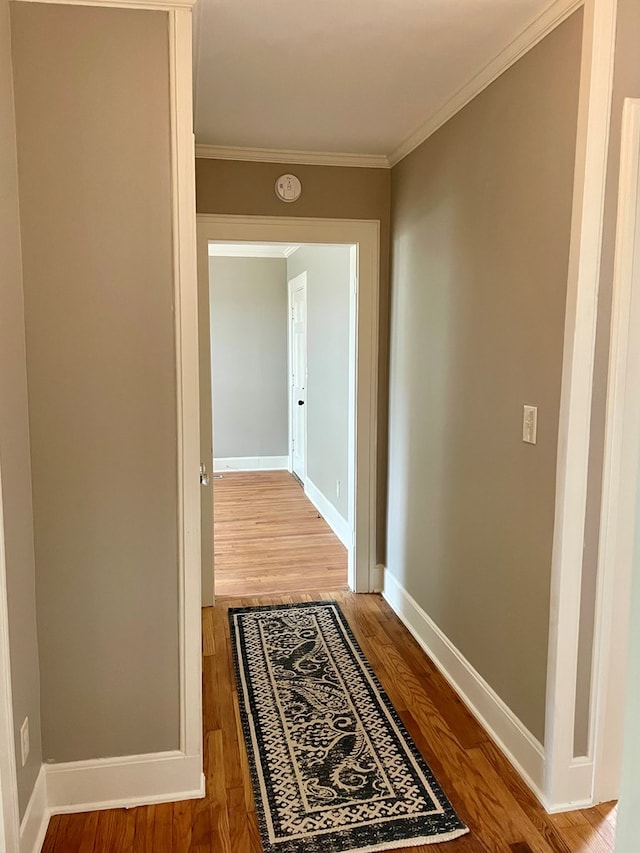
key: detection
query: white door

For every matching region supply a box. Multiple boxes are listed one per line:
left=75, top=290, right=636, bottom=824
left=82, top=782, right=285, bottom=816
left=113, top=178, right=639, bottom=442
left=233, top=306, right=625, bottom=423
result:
left=289, top=274, right=307, bottom=482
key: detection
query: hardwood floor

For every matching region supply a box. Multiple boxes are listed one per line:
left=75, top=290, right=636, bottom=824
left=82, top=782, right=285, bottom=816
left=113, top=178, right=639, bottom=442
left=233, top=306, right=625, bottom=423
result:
left=43, top=591, right=616, bottom=852
left=213, top=471, right=348, bottom=596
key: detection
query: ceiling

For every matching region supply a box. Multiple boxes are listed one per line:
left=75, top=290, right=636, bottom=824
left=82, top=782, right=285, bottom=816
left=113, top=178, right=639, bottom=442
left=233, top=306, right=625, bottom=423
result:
left=193, top=0, right=564, bottom=162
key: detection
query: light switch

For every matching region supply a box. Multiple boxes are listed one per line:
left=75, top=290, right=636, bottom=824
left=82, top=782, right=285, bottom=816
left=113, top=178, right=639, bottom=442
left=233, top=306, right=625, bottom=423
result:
left=523, top=405, right=538, bottom=445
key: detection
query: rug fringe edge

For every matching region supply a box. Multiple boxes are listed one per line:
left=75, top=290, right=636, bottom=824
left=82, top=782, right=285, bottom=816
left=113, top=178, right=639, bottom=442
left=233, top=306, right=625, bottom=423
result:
left=340, top=826, right=470, bottom=852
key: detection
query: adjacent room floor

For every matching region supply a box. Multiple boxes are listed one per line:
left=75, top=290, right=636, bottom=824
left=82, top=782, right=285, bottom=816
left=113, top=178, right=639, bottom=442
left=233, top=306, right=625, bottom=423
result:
left=41, top=590, right=616, bottom=851
left=213, top=470, right=348, bottom=596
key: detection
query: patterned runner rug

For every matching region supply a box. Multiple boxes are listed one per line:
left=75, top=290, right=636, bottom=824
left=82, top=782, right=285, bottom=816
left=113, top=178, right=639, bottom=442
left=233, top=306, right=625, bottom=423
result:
left=230, top=601, right=468, bottom=852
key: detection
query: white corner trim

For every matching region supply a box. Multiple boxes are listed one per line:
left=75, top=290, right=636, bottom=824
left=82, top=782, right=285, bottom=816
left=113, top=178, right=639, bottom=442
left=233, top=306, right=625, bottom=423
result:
left=19, top=767, right=48, bottom=853
left=542, top=758, right=594, bottom=813
left=195, top=145, right=390, bottom=170
left=388, top=0, right=584, bottom=166
left=168, top=6, right=202, bottom=763
left=214, top=456, right=289, bottom=472
left=45, top=751, right=204, bottom=815
left=304, top=479, right=352, bottom=549
left=589, top=99, right=640, bottom=804
left=544, top=0, right=618, bottom=810
left=370, top=564, right=384, bottom=594
left=382, top=568, right=546, bottom=802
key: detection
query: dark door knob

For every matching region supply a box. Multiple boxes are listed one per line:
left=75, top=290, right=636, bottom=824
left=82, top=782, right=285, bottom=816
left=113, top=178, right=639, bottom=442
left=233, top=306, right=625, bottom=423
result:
left=298, top=400, right=305, bottom=406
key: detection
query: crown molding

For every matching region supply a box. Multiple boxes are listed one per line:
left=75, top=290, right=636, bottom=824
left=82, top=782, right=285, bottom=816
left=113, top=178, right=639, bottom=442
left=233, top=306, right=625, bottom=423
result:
left=195, top=144, right=390, bottom=170
left=13, top=0, right=196, bottom=9
left=389, top=0, right=584, bottom=167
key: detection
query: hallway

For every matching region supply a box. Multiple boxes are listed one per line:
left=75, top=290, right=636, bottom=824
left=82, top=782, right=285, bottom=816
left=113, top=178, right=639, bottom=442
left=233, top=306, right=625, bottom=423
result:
left=213, top=471, right=348, bottom=596
left=41, top=591, right=616, bottom=851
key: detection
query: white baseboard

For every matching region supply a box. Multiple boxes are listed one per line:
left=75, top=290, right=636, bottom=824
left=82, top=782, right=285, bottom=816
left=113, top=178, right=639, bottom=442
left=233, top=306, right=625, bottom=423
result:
left=214, top=456, right=288, bottom=472
left=382, top=568, right=546, bottom=803
left=20, top=766, right=49, bottom=853
left=45, top=750, right=204, bottom=815
left=304, top=479, right=352, bottom=548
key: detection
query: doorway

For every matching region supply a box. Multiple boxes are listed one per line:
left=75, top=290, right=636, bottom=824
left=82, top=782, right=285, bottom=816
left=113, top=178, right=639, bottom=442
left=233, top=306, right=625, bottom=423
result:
left=205, top=240, right=357, bottom=598
left=196, top=216, right=380, bottom=604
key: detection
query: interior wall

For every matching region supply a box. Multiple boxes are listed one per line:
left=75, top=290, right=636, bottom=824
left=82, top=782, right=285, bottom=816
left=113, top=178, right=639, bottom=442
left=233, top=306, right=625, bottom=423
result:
left=574, top=0, right=640, bottom=756
left=386, top=11, right=583, bottom=741
left=196, top=159, right=390, bottom=561
left=0, top=0, right=42, bottom=818
left=11, top=3, right=180, bottom=762
left=287, top=245, right=351, bottom=521
left=210, top=256, right=288, bottom=460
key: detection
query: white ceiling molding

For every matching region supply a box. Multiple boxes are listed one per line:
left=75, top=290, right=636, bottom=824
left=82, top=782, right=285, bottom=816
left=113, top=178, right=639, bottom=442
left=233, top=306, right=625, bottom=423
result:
left=195, top=145, right=390, bottom=170
left=208, top=243, right=300, bottom=258
left=389, top=0, right=584, bottom=166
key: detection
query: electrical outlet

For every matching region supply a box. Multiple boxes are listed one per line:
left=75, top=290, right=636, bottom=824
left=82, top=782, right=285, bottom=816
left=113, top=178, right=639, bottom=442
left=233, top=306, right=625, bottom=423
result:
left=523, top=405, right=538, bottom=445
left=336, top=480, right=341, bottom=498
left=20, top=717, right=29, bottom=767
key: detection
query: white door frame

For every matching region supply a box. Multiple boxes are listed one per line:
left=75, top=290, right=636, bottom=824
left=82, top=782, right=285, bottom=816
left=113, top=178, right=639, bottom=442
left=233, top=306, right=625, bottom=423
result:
left=543, top=0, right=618, bottom=810
left=287, top=272, right=308, bottom=483
left=196, top=215, right=380, bottom=594
left=589, top=99, right=640, bottom=804
left=0, top=464, right=20, bottom=853
left=167, top=5, right=202, bottom=770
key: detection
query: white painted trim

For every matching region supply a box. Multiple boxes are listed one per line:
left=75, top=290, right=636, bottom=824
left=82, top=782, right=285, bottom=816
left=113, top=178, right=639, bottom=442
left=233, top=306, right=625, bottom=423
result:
left=0, top=467, right=21, bottom=852
left=18, top=768, right=47, bottom=853
left=14, top=0, right=195, bottom=8
left=208, top=243, right=300, bottom=258
left=45, top=751, right=204, bottom=815
left=370, top=564, right=384, bottom=594
left=389, top=0, right=583, bottom=166
left=287, top=278, right=293, bottom=477
left=197, top=215, right=379, bottom=594
left=590, top=100, right=640, bottom=804
left=214, top=456, right=289, bottom=472
left=195, top=144, right=390, bottom=170
left=347, top=245, right=357, bottom=590
left=304, top=479, right=351, bottom=549
left=382, top=569, right=547, bottom=802
left=288, top=272, right=308, bottom=485
left=544, top=0, right=617, bottom=809
left=168, top=7, right=202, bottom=765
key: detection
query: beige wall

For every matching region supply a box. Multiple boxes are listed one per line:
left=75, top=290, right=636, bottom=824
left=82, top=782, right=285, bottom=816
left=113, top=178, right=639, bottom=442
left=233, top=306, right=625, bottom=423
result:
left=387, top=11, right=583, bottom=741
left=196, top=159, right=391, bottom=560
left=0, top=0, right=42, bottom=818
left=287, top=245, right=352, bottom=521
left=11, top=3, right=180, bottom=762
left=210, top=257, right=288, bottom=459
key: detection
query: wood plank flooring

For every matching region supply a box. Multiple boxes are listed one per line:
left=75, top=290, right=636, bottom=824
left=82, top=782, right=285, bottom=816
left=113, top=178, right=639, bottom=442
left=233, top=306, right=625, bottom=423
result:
left=43, top=591, right=617, bottom=852
left=43, top=473, right=617, bottom=851
left=213, top=471, right=348, bottom=596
